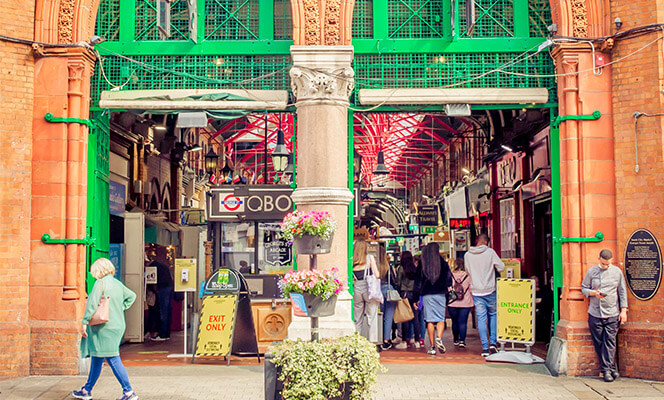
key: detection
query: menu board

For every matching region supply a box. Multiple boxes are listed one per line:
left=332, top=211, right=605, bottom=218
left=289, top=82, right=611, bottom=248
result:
left=624, top=229, right=662, bottom=301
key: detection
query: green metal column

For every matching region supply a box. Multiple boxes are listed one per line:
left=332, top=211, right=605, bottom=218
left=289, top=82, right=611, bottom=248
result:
left=373, top=0, right=388, bottom=39
left=513, top=0, right=530, bottom=37
left=86, top=110, right=111, bottom=292
left=258, top=0, right=275, bottom=40
left=550, top=109, right=562, bottom=334
left=119, top=0, right=136, bottom=41
left=348, top=109, right=355, bottom=305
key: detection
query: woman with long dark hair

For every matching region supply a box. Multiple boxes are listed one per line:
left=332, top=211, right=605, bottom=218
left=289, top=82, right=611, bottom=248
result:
left=416, top=242, right=452, bottom=355
left=396, top=251, right=420, bottom=347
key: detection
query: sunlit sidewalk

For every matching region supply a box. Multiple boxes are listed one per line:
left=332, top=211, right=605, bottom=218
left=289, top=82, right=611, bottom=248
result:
left=2, top=364, right=663, bottom=400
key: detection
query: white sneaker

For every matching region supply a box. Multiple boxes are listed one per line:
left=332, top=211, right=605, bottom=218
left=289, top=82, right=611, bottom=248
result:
left=393, top=336, right=403, bottom=344
left=413, top=341, right=421, bottom=349
left=427, top=348, right=436, bottom=355
left=395, top=342, right=408, bottom=350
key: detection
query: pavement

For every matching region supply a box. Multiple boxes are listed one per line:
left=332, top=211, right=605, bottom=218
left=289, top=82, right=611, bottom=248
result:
left=2, top=363, right=663, bottom=400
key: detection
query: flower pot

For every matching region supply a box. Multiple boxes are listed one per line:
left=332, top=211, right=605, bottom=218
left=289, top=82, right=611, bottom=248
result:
left=293, top=234, right=333, bottom=254
left=290, top=293, right=338, bottom=317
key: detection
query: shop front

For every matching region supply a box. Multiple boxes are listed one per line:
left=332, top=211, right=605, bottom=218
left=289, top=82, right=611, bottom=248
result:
left=207, top=185, right=294, bottom=352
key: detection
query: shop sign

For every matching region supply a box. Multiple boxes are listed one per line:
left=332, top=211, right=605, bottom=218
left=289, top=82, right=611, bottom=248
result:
left=449, top=218, right=470, bottom=229
left=417, top=205, right=438, bottom=226
left=194, top=294, right=238, bottom=356
left=422, top=226, right=436, bottom=234
left=265, top=239, right=292, bottom=267
left=497, top=278, right=535, bottom=344
left=180, top=209, right=205, bottom=225
left=497, top=155, right=520, bottom=188
left=208, top=185, right=293, bottom=222
left=109, top=180, right=126, bottom=216
left=624, top=229, right=662, bottom=301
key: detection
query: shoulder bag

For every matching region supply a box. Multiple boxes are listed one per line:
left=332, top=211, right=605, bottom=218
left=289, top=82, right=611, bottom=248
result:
left=89, top=281, right=110, bottom=326
left=393, top=298, right=414, bottom=323
left=385, top=266, right=402, bottom=302
left=365, top=255, right=384, bottom=303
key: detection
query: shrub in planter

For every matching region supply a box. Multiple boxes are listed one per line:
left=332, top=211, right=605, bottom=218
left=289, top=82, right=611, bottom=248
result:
left=272, top=334, right=384, bottom=400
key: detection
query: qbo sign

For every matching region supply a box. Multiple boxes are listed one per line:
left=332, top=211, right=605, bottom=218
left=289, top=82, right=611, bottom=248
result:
left=208, top=186, right=294, bottom=221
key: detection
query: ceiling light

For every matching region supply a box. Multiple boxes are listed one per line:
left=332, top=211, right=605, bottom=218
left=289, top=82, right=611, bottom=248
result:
left=462, top=167, right=470, bottom=174
left=501, top=144, right=513, bottom=152
left=154, top=126, right=167, bottom=132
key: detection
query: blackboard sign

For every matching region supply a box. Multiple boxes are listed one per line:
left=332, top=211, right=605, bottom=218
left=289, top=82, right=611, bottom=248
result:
left=418, top=205, right=438, bottom=226
left=624, top=229, right=662, bottom=301
left=265, top=239, right=292, bottom=267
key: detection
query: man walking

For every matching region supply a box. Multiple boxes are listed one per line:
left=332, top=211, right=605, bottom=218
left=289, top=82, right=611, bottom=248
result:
left=464, top=234, right=504, bottom=357
left=581, top=249, right=628, bottom=382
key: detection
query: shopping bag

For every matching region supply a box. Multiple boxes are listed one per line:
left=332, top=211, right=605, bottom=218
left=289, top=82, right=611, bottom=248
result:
left=366, top=255, right=384, bottom=302
left=393, top=298, right=414, bottom=323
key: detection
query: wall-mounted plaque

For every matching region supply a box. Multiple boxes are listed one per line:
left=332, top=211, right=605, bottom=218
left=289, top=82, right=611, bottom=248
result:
left=624, top=229, right=662, bottom=301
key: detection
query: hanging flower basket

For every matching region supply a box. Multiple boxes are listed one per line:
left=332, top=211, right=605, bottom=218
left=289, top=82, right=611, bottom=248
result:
left=279, top=269, right=344, bottom=317
left=290, top=292, right=338, bottom=317
left=293, top=233, right=334, bottom=254
left=280, top=210, right=336, bottom=255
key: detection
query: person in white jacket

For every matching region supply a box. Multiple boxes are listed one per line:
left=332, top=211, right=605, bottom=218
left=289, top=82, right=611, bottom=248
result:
left=464, top=234, right=504, bottom=357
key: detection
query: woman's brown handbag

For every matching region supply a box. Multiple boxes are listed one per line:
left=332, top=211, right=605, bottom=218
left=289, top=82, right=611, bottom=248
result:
left=393, top=298, right=414, bottom=323
left=89, top=281, right=110, bottom=326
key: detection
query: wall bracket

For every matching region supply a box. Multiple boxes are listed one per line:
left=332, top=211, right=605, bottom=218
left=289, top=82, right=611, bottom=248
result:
left=41, top=233, right=95, bottom=247
left=44, top=112, right=93, bottom=128
left=551, top=111, right=601, bottom=128
left=553, top=231, right=604, bottom=244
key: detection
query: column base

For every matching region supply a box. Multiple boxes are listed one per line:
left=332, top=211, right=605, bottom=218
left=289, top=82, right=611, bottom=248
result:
left=287, top=290, right=355, bottom=340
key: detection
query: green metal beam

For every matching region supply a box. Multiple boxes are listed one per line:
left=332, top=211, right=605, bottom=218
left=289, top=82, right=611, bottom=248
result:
left=552, top=111, right=601, bottom=128
left=97, top=37, right=547, bottom=57
left=44, top=113, right=93, bottom=128
left=119, top=0, right=136, bottom=42
left=554, top=232, right=605, bottom=244
left=513, top=0, right=530, bottom=38
left=258, top=0, right=274, bottom=41
left=373, top=0, right=388, bottom=39
left=41, top=233, right=95, bottom=247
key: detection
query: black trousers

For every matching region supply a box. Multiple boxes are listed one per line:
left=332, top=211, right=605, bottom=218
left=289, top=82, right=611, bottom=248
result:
left=588, top=314, right=619, bottom=373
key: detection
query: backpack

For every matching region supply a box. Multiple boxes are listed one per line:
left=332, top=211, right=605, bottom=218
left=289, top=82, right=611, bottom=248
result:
left=452, top=274, right=469, bottom=301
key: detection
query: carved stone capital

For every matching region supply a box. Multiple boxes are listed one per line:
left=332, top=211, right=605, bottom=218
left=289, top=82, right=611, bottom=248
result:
left=290, top=46, right=354, bottom=105
left=291, top=187, right=354, bottom=206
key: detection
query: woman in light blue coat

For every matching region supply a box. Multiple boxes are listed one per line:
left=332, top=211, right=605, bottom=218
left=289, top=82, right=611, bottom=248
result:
left=73, top=258, right=138, bottom=400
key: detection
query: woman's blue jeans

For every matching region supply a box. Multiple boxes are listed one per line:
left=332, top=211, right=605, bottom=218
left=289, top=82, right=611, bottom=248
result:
left=84, top=356, right=132, bottom=394
left=448, top=306, right=472, bottom=343
left=381, top=283, right=396, bottom=342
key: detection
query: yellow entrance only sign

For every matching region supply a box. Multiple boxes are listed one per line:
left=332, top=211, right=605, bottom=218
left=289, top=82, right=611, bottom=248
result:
left=195, top=294, right=238, bottom=357
left=497, top=278, right=535, bottom=345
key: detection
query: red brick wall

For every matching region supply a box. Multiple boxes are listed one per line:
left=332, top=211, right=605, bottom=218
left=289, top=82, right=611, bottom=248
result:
left=611, top=0, right=664, bottom=381
left=0, top=1, right=35, bottom=379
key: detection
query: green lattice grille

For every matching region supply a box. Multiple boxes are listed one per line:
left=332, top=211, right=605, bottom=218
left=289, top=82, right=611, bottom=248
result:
left=95, top=0, right=120, bottom=41
left=458, top=0, right=514, bottom=37
left=91, top=54, right=291, bottom=105
left=135, top=0, right=191, bottom=40
left=205, top=0, right=259, bottom=40
left=354, top=52, right=556, bottom=99
left=353, top=0, right=373, bottom=39
left=274, top=0, right=292, bottom=39
left=529, top=0, right=552, bottom=37
left=388, top=0, right=445, bottom=38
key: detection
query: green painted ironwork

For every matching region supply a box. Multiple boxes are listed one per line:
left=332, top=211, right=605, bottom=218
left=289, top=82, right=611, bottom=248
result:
left=388, top=0, right=445, bottom=39
left=95, top=0, right=120, bottom=41
left=204, top=0, right=259, bottom=41
left=550, top=109, right=562, bottom=334
left=353, top=51, right=556, bottom=99
left=135, top=0, right=191, bottom=41
left=41, top=233, right=95, bottom=246
left=353, top=0, right=373, bottom=39
left=457, top=0, right=515, bottom=38
left=44, top=113, right=93, bottom=128
left=552, top=111, right=601, bottom=128
left=554, top=232, right=605, bottom=244
left=273, top=0, right=292, bottom=40
left=91, top=53, right=291, bottom=105
left=348, top=109, right=354, bottom=320
left=528, top=0, right=552, bottom=37
left=86, top=110, right=111, bottom=292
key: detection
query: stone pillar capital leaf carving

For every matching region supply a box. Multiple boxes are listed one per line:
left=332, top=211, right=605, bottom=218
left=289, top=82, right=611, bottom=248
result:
left=290, top=66, right=354, bottom=104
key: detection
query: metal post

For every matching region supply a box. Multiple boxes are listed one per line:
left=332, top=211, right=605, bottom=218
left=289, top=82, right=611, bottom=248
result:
left=264, top=112, right=269, bottom=183
left=550, top=110, right=562, bottom=335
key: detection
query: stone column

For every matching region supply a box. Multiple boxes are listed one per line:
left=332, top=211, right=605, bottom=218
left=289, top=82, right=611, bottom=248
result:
left=287, top=46, right=356, bottom=339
